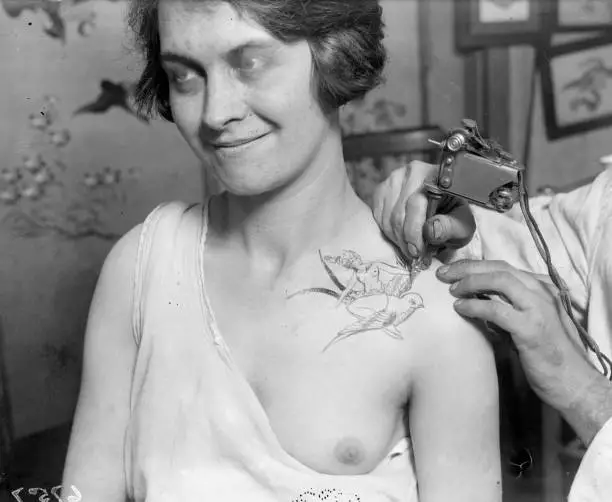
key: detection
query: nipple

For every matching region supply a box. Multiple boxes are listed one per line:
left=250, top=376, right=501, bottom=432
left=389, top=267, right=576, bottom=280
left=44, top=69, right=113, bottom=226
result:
left=333, top=437, right=365, bottom=466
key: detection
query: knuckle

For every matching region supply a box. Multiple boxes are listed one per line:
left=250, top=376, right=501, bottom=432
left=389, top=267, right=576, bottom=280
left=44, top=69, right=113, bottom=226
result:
left=492, top=259, right=510, bottom=269
left=390, top=207, right=405, bottom=230
left=491, top=301, right=510, bottom=323
left=497, top=270, right=516, bottom=285
left=388, top=167, right=404, bottom=183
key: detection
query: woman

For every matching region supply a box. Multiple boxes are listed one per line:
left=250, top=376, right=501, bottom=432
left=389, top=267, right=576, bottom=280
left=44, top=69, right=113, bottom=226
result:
left=61, top=1, right=501, bottom=501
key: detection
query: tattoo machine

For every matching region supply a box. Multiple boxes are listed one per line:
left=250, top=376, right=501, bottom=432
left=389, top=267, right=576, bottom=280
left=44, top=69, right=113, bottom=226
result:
left=424, top=118, right=612, bottom=380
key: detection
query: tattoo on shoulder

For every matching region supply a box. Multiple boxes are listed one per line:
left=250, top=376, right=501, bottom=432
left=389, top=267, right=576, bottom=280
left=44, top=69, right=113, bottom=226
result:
left=287, top=250, right=425, bottom=351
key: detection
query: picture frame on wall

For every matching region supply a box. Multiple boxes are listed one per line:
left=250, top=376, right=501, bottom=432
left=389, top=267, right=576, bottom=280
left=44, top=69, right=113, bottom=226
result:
left=550, top=0, right=612, bottom=32
left=540, top=34, right=612, bottom=140
left=455, top=0, right=548, bottom=52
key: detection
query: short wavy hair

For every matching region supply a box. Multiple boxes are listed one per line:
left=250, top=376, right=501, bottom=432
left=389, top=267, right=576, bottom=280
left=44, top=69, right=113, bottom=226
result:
left=127, top=0, right=387, bottom=121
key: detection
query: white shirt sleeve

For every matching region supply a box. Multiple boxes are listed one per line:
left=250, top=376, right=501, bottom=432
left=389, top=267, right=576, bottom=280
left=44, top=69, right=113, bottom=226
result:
left=448, top=166, right=612, bottom=324
left=569, top=417, right=612, bottom=502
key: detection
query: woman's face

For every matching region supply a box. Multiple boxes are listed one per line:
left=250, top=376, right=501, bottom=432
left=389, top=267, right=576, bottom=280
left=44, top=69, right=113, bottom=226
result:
left=158, top=0, right=336, bottom=196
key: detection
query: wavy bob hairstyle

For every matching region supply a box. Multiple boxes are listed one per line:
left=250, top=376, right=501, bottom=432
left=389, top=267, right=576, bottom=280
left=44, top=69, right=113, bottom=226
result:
left=127, top=0, right=387, bottom=121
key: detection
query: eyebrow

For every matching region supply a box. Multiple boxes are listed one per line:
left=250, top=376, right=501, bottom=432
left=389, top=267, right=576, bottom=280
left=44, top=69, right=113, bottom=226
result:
left=160, top=40, right=277, bottom=72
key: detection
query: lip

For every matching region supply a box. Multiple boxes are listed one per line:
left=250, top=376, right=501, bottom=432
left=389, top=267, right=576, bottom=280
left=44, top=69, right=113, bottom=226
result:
left=211, top=133, right=270, bottom=149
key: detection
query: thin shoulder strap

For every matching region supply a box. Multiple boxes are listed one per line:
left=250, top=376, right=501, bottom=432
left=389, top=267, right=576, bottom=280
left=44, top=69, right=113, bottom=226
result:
left=131, top=201, right=196, bottom=346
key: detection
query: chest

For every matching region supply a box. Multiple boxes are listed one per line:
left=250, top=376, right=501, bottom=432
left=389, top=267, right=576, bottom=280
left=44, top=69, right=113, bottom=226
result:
left=202, top=259, right=417, bottom=474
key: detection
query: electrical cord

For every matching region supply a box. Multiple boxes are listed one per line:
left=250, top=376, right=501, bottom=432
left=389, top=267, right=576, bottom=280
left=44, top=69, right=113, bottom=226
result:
left=517, top=169, right=612, bottom=381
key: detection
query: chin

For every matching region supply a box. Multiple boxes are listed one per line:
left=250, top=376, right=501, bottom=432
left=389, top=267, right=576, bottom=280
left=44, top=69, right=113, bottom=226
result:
left=220, top=177, right=294, bottom=200
left=213, top=167, right=290, bottom=197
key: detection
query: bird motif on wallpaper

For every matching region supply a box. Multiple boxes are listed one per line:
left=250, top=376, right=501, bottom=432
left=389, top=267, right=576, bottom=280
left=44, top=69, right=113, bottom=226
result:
left=74, top=80, right=149, bottom=124
left=1, top=0, right=120, bottom=42
left=562, top=57, right=612, bottom=113
left=2, top=0, right=66, bottom=41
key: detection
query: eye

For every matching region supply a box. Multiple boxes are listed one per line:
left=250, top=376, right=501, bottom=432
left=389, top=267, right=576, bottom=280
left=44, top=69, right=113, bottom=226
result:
left=239, top=54, right=263, bottom=72
left=232, top=48, right=269, bottom=76
left=170, top=69, right=194, bottom=83
left=166, top=68, right=199, bottom=92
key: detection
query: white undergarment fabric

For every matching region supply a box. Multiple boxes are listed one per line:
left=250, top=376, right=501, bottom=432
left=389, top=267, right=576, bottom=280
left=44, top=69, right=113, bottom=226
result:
left=123, top=200, right=419, bottom=502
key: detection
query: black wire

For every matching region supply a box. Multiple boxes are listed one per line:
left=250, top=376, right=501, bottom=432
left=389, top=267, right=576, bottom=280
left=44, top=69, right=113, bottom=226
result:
left=517, top=170, right=612, bottom=381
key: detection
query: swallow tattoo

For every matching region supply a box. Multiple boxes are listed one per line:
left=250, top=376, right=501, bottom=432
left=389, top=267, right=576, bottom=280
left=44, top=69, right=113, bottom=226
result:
left=73, top=80, right=149, bottom=123
left=288, top=250, right=425, bottom=351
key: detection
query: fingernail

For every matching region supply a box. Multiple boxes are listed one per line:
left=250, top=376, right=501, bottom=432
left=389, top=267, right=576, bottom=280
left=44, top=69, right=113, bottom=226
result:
left=454, top=299, right=464, bottom=307
left=437, top=265, right=449, bottom=276
left=406, top=243, right=419, bottom=258
left=449, top=281, right=457, bottom=292
left=431, top=218, right=442, bottom=241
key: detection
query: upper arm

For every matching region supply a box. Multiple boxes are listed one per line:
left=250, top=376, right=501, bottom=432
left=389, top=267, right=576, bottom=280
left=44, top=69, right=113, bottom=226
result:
left=61, top=224, right=143, bottom=502
left=408, top=289, right=501, bottom=502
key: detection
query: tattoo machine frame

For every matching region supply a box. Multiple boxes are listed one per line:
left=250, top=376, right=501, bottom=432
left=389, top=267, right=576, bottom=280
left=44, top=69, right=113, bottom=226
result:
left=425, top=119, right=612, bottom=380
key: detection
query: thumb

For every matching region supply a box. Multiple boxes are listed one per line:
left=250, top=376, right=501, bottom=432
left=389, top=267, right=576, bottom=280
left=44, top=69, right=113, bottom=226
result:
left=424, top=205, right=475, bottom=248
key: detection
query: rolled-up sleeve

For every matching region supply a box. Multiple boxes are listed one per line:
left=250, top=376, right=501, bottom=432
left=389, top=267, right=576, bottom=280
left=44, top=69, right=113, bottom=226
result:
left=569, top=417, right=612, bottom=502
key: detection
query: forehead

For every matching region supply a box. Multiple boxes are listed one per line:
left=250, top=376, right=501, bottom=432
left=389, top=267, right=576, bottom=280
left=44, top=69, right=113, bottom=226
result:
left=157, top=0, right=273, bottom=55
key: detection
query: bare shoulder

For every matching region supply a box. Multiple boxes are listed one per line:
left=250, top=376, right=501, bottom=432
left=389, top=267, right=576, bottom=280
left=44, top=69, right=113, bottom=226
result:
left=82, top=223, right=144, bottom=328
left=405, top=260, right=496, bottom=373
left=101, top=223, right=143, bottom=282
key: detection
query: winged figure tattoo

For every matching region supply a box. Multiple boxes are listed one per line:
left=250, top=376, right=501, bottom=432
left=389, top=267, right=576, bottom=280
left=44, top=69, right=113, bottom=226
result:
left=287, top=250, right=424, bottom=351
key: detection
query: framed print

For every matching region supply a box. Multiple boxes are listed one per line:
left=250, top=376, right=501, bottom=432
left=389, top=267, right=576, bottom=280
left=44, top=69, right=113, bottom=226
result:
left=455, top=0, right=548, bottom=52
left=540, top=34, right=612, bottom=140
left=551, top=0, right=612, bottom=32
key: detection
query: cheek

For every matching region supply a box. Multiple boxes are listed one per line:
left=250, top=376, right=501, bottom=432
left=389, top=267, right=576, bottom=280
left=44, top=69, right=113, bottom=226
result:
left=170, top=94, right=203, bottom=137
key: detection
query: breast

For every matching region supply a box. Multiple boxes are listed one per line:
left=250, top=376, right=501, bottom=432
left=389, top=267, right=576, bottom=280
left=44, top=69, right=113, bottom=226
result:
left=246, top=340, right=413, bottom=475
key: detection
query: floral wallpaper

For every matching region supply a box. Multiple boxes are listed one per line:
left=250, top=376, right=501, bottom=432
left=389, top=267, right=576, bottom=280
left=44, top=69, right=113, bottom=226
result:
left=340, top=97, right=411, bottom=206
left=0, top=0, right=203, bottom=438
left=2, top=0, right=119, bottom=44
left=1, top=93, right=142, bottom=241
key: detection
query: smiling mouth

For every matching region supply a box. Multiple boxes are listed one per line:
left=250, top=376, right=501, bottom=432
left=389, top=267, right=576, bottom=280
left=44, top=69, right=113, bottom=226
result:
left=212, top=133, right=269, bottom=149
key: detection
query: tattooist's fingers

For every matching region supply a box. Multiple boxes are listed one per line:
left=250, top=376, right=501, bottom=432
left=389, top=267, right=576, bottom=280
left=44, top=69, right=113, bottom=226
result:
left=448, top=271, right=547, bottom=311
left=424, top=202, right=475, bottom=249
left=437, top=259, right=523, bottom=283
left=453, top=297, right=518, bottom=335
left=398, top=161, right=438, bottom=259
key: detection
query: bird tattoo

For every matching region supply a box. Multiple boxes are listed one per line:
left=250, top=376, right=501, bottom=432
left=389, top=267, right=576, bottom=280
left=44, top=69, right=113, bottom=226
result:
left=74, top=80, right=149, bottom=123
left=323, top=292, right=424, bottom=352
left=287, top=250, right=425, bottom=351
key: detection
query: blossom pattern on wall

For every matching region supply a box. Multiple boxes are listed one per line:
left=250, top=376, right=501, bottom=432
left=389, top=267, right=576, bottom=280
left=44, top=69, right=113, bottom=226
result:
left=0, top=95, right=140, bottom=240
left=340, top=97, right=410, bottom=206
left=340, top=97, right=408, bottom=136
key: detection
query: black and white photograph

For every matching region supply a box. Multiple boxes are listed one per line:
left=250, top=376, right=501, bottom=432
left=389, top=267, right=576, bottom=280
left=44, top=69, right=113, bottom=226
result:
left=1, top=1, right=612, bottom=502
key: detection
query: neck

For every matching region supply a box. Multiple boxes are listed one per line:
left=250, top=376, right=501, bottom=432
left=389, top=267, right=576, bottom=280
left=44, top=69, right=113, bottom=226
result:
left=209, top=136, right=367, bottom=277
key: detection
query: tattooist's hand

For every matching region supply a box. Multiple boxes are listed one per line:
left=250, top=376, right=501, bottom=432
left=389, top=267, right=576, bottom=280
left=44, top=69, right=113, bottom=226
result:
left=437, top=259, right=612, bottom=444
left=371, top=161, right=476, bottom=260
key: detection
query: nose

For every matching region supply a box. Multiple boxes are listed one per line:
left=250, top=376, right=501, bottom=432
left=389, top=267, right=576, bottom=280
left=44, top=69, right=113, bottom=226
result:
left=202, top=71, right=248, bottom=130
